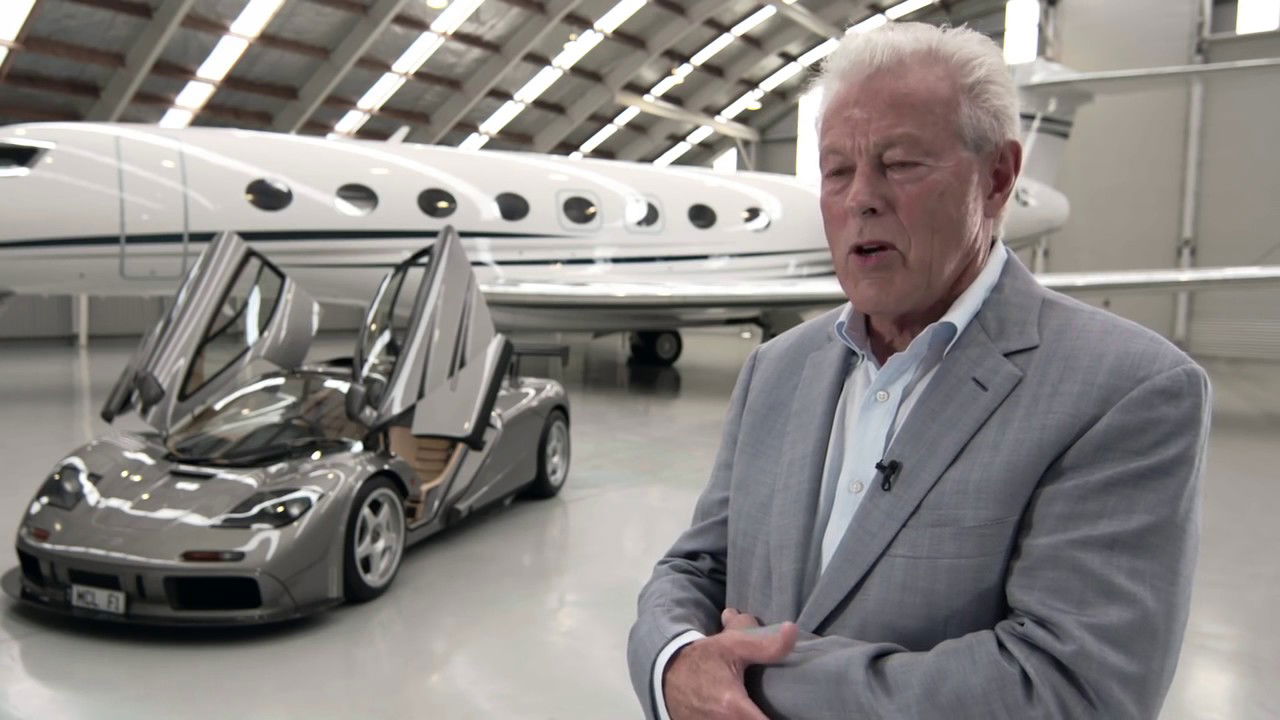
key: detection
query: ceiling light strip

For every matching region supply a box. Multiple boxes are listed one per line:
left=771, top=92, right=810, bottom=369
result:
left=462, top=0, right=648, bottom=149
left=158, top=0, right=285, bottom=128
left=0, top=0, right=39, bottom=69
left=644, top=3, right=938, bottom=166
left=332, top=1, right=486, bottom=137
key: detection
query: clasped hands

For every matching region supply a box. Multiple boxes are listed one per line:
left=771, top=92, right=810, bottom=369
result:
left=663, top=607, right=799, bottom=720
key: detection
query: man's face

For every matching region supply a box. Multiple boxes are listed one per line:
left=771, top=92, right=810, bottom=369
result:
left=819, top=60, right=1010, bottom=321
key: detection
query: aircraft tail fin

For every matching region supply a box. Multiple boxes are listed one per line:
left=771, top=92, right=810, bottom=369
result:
left=1013, top=57, right=1280, bottom=187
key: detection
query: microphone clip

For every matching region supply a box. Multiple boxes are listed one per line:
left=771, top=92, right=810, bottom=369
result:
left=875, top=459, right=902, bottom=491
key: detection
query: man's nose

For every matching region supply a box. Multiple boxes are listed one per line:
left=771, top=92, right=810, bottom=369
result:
left=845, top=171, right=886, bottom=217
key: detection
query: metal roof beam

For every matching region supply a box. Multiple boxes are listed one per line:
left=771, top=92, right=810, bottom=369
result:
left=529, top=0, right=723, bottom=153
left=411, top=0, right=583, bottom=144
left=272, top=0, right=409, bottom=132
left=615, top=91, right=759, bottom=142
left=767, top=0, right=844, bottom=39
left=612, top=19, right=820, bottom=162
left=86, top=0, right=194, bottom=121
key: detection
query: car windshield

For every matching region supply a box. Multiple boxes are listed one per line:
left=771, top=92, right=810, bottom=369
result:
left=165, top=371, right=367, bottom=465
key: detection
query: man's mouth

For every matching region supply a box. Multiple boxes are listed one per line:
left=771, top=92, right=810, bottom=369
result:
left=853, top=242, right=892, bottom=256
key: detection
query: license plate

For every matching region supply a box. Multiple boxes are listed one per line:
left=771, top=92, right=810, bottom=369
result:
left=70, top=584, right=127, bottom=615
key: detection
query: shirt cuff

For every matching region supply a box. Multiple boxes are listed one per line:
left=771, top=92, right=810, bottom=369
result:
left=652, top=630, right=705, bottom=720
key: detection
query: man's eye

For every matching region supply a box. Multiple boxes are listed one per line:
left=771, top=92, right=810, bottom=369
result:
left=823, top=166, right=852, bottom=178
left=886, top=161, right=918, bottom=171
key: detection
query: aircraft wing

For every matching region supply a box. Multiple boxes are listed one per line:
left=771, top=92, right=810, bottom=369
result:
left=1022, top=57, right=1280, bottom=97
left=479, top=264, right=1280, bottom=312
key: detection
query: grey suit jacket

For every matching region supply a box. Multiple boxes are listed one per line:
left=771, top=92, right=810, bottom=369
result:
left=627, top=255, right=1211, bottom=719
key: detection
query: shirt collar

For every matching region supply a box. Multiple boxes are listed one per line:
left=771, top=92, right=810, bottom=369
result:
left=834, top=241, right=1008, bottom=363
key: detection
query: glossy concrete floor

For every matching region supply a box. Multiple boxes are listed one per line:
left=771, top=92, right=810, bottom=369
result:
left=0, top=329, right=1277, bottom=720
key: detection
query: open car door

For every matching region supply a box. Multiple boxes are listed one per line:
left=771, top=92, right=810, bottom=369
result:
left=349, top=226, right=510, bottom=449
left=101, top=231, right=320, bottom=433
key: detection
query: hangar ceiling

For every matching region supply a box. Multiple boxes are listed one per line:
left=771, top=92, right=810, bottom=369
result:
left=0, top=0, right=1006, bottom=165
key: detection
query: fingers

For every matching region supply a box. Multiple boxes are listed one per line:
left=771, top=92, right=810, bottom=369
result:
left=723, top=621, right=799, bottom=666
left=721, top=607, right=762, bottom=631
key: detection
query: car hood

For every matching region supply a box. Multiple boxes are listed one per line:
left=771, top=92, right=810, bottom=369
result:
left=57, top=433, right=359, bottom=532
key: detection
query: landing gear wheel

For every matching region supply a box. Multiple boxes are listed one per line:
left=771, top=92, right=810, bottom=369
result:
left=629, top=331, right=682, bottom=366
left=343, top=476, right=406, bottom=603
left=523, top=409, right=570, bottom=499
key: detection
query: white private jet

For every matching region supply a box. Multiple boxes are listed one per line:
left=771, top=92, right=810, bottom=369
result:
left=2, top=58, right=1279, bottom=365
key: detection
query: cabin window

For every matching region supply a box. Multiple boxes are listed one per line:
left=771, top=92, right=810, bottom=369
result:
left=688, top=203, right=717, bottom=229
left=245, top=178, right=293, bottom=211
left=336, top=183, right=378, bottom=216
left=743, top=207, right=770, bottom=231
left=496, top=192, right=529, bottom=221
left=0, top=143, right=41, bottom=175
left=418, top=188, right=457, bottom=218
left=637, top=202, right=659, bottom=227
left=562, top=195, right=598, bottom=225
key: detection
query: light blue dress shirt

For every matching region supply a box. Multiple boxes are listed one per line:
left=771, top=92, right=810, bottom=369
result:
left=814, top=240, right=1008, bottom=575
left=652, top=242, right=1009, bottom=720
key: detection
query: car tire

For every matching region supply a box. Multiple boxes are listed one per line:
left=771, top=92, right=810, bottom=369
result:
left=523, top=410, right=570, bottom=499
left=343, top=476, right=406, bottom=603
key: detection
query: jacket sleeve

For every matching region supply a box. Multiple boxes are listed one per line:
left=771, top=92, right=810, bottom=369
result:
left=747, top=361, right=1211, bottom=720
left=627, top=346, right=760, bottom=719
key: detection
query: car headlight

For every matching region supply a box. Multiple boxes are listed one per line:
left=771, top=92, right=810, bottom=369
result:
left=214, top=489, right=318, bottom=529
left=36, top=462, right=91, bottom=511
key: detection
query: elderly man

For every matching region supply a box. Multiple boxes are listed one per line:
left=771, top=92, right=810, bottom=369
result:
left=627, top=22, right=1210, bottom=720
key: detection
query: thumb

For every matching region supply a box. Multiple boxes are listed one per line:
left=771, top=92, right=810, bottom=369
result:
left=726, top=621, right=798, bottom=666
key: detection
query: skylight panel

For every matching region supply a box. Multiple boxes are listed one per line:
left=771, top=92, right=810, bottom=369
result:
left=731, top=6, right=776, bottom=37
left=552, top=30, right=604, bottom=69
left=0, top=0, right=35, bottom=67
left=1003, top=0, right=1040, bottom=65
left=391, top=32, right=446, bottom=74
left=884, top=0, right=936, bottom=21
left=459, top=132, right=490, bottom=151
left=332, top=2, right=486, bottom=137
left=685, top=125, right=714, bottom=145
left=594, top=0, right=647, bottom=34
left=514, top=66, right=564, bottom=103
left=1237, top=0, right=1280, bottom=34
left=652, top=141, right=692, bottom=167
left=196, top=36, right=250, bottom=82
left=431, top=0, right=485, bottom=35
left=173, top=81, right=217, bottom=110
left=758, top=62, right=803, bottom=92
left=797, top=38, right=839, bottom=67
left=159, top=108, right=196, bottom=129
left=479, top=100, right=525, bottom=136
left=690, top=33, right=734, bottom=66
left=357, top=73, right=408, bottom=112
left=229, top=0, right=285, bottom=38
left=579, top=124, right=619, bottom=153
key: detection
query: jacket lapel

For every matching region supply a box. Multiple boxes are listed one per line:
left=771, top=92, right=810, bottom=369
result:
left=796, top=256, right=1044, bottom=632
left=767, top=336, right=851, bottom=623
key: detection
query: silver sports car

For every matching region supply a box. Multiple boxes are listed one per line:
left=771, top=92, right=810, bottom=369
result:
left=3, top=228, right=570, bottom=624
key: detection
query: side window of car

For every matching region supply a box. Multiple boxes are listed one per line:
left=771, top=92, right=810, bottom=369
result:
left=181, top=257, right=285, bottom=400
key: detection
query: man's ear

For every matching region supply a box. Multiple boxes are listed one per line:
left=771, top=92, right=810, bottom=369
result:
left=984, top=139, right=1023, bottom=219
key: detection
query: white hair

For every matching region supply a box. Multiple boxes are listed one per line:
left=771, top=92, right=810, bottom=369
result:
left=815, top=22, right=1020, bottom=155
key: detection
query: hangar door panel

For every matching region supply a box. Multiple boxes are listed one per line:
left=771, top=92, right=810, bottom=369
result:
left=116, top=135, right=190, bottom=278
